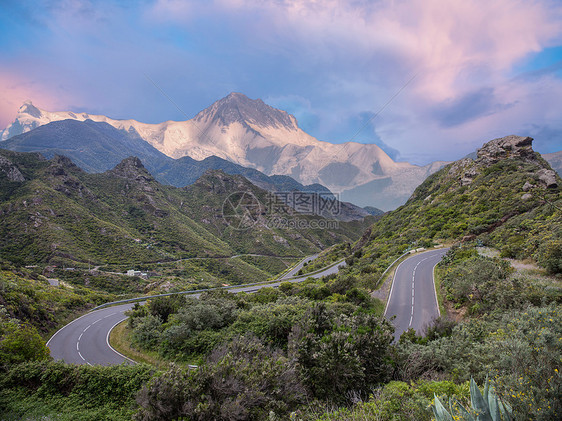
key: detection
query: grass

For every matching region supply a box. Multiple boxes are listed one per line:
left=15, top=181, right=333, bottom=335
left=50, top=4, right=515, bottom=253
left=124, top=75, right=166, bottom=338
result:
left=432, top=265, right=447, bottom=317
left=109, top=320, right=169, bottom=369
left=109, top=320, right=200, bottom=370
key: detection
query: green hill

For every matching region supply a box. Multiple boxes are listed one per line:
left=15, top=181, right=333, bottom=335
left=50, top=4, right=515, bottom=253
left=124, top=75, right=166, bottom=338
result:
left=0, top=150, right=371, bottom=290
left=345, top=135, right=561, bottom=276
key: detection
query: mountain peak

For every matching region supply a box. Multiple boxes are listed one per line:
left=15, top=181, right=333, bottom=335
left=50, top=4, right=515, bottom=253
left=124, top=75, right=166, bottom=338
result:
left=224, top=92, right=250, bottom=101
left=18, top=100, right=42, bottom=119
left=110, top=156, right=155, bottom=183
left=476, top=135, right=536, bottom=166
left=194, top=92, right=298, bottom=130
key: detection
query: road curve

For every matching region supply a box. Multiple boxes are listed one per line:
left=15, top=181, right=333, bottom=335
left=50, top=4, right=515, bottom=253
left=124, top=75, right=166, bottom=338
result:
left=48, top=258, right=345, bottom=365
left=384, top=248, right=449, bottom=340
left=46, top=304, right=136, bottom=366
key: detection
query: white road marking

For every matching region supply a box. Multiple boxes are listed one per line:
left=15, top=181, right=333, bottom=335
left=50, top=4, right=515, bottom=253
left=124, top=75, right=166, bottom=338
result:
left=77, top=318, right=106, bottom=367
left=106, top=317, right=136, bottom=364
left=409, top=256, right=430, bottom=328
left=382, top=249, right=448, bottom=334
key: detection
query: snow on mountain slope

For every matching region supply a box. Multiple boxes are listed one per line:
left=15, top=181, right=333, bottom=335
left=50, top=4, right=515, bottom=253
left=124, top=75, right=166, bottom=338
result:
left=1, top=93, right=447, bottom=210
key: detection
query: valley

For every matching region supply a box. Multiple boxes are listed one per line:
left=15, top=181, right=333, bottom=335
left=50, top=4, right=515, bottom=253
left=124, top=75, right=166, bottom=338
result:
left=1, top=123, right=561, bottom=420
left=0, top=149, right=371, bottom=294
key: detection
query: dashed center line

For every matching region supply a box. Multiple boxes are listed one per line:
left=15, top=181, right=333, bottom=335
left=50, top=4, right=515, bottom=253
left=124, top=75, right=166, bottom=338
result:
left=75, top=317, right=108, bottom=367
left=409, top=257, right=429, bottom=327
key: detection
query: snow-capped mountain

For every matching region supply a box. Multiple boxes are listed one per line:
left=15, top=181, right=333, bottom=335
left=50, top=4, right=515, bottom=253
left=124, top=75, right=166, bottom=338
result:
left=1, top=93, right=448, bottom=210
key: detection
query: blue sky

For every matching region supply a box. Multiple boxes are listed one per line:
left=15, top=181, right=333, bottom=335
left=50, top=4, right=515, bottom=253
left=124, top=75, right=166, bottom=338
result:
left=1, top=0, right=561, bottom=164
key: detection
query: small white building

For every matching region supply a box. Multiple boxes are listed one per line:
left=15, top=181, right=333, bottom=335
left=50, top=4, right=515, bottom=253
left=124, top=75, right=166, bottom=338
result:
left=127, top=270, right=142, bottom=277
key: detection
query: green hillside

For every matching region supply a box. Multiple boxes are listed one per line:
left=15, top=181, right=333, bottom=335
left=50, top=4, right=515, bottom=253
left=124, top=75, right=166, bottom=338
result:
left=343, top=135, right=561, bottom=278
left=2, top=136, right=561, bottom=421
left=0, top=150, right=371, bottom=291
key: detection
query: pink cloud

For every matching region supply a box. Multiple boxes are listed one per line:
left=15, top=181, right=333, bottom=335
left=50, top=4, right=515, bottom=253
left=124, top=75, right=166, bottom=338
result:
left=207, top=0, right=562, bottom=154
left=204, top=0, right=562, bottom=99
left=0, top=71, right=75, bottom=129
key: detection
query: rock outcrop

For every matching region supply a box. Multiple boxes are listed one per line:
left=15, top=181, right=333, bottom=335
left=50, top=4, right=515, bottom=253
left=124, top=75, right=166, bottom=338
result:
left=536, top=168, right=558, bottom=188
left=109, top=156, right=155, bottom=184
left=0, top=155, right=25, bottom=182
left=454, top=135, right=558, bottom=189
left=476, top=135, right=536, bottom=165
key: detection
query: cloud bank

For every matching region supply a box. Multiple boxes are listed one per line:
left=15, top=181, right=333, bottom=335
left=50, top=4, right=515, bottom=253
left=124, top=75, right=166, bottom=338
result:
left=1, top=0, right=561, bottom=163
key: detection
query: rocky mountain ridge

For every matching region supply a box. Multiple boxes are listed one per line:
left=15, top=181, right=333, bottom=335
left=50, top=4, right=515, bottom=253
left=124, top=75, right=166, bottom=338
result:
left=0, top=119, right=369, bottom=221
left=355, top=134, right=560, bottom=272
left=1, top=94, right=448, bottom=210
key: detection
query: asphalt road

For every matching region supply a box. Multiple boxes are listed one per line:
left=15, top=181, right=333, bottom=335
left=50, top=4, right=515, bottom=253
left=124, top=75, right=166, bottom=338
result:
left=47, top=257, right=344, bottom=365
left=278, top=254, right=319, bottom=279
left=384, top=248, right=449, bottom=340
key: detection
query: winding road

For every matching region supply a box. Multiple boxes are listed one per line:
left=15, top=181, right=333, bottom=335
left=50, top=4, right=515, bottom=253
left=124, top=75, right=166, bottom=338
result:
left=384, top=248, right=449, bottom=340
left=47, top=255, right=341, bottom=365
left=48, top=248, right=448, bottom=365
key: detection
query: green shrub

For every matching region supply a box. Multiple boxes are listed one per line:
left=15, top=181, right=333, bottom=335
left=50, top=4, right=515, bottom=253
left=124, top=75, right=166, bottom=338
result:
left=0, top=319, right=50, bottom=366
left=0, top=361, right=153, bottom=421
left=538, top=239, right=562, bottom=274
left=135, top=335, right=306, bottom=420
left=289, top=303, right=394, bottom=402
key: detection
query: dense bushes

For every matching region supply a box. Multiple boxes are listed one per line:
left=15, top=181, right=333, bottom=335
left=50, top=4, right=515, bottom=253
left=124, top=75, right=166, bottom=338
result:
left=0, top=318, right=49, bottom=366
left=439, top=247, right=561, bottom=314
left=134, top=307, right=396, bottom=419
left=0, top=361, right=153, bottom=420
left=289, top=304, right=394, bottom=402
left=127, top=282, right=383, bottom=363
left=136, top=335, right=306, bottom=420
left=127, top=288, right=394, bottom=413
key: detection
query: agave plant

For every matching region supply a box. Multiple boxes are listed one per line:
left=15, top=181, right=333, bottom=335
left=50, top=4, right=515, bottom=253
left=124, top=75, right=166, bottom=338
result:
left=432, top=377, right=512, bottom=421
